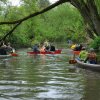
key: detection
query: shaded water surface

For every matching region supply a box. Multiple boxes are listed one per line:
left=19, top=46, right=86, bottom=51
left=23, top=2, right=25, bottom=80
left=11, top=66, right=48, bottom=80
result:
left=0, top=49, right=100, bottom=100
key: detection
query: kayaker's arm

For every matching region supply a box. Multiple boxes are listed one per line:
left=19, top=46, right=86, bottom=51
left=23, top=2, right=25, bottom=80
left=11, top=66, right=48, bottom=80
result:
left=84, top=57, right=89, bottom=63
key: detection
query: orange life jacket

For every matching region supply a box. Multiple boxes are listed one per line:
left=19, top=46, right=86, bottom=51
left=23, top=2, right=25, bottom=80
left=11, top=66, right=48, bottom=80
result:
left=40, top=46, right=45, bottom=52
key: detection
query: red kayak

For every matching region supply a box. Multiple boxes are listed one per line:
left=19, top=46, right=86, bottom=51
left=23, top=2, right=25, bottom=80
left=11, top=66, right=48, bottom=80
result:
left=27, top=49, right=62, bottom=54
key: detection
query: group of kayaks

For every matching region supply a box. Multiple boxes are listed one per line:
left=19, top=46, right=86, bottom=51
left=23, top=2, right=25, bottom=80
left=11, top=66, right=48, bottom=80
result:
left=0, top=49, right=100, bottom=72
left=0, top=49, right=62, bottom=59
left=27, top=49, right=100, bottom=72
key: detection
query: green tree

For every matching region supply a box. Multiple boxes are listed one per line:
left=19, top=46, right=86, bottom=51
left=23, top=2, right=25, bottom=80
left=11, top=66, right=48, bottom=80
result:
left=0, top=0, right=100, bottom=44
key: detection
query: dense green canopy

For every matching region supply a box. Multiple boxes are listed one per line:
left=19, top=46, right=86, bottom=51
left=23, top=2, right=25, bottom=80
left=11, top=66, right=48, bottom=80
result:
left=0, top=0, right=100, bottom=48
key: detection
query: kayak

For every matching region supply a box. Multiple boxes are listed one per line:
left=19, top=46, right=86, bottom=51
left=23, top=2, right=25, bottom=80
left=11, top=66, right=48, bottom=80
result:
left=0, top=53, right=18, bottom=59
left=75, top=58, right=100, bottom=72
left=27, top=49, right=62, bottom=54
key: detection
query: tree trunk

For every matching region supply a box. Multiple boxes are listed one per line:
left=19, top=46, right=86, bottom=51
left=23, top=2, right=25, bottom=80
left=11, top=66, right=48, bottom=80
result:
left=70, top=0, right=100, bottom=39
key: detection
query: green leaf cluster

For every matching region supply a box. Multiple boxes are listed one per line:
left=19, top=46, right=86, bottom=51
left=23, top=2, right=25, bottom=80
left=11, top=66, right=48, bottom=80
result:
left=90, top=37, right=100, bottom=50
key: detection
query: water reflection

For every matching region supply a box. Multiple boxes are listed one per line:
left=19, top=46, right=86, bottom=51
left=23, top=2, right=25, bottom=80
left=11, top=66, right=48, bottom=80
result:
left=0, top=49, right=100, bottom=99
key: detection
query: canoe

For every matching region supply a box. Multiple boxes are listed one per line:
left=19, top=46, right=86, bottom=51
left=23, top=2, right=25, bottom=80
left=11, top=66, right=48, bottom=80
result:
left=75, top=58, right=100, bottom=72
left=27, top=49, right=62, bottom=54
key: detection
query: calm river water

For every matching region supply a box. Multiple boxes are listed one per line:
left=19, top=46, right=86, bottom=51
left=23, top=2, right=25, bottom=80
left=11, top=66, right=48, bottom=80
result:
left=0, top=46, right=100, bottom=100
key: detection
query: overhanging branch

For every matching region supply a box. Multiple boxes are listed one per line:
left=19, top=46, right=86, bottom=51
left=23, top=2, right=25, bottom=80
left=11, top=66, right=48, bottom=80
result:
left=0, top=0, right=68, bottom=25
left=0, top=22, right=22, bottom=42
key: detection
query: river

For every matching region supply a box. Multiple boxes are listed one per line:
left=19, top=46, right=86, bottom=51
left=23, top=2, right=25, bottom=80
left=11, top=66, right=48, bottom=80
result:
left=0, top=47, right=100, bottom=100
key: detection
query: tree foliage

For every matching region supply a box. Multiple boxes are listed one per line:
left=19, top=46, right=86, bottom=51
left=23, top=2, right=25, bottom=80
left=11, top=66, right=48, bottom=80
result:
left=0, top=0, right=100, bottom=47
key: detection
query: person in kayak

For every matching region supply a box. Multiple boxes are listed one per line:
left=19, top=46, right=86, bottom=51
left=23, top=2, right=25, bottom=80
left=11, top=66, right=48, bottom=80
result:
left=43, top=40, right=50, bottom=51
left=0, top=42, right=7, bottom=55
left=74, top=44, right=83, bottom=51
left=32, top=44, right=40, bottom=52
left=0, top=42, right=15, bottom=55
left=6, top=42, right=14, bottom=54
left=71, top=43, right=76, bottom=50
left=85, top=48, right=97, bottom=64
left=79, top=47, right=88, bottom=61
left=50, top=45, right=55, bottom=51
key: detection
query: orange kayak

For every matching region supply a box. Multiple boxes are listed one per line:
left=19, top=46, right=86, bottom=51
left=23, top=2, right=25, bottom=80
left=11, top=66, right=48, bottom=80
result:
left=72, top=50, right=81, bottom=55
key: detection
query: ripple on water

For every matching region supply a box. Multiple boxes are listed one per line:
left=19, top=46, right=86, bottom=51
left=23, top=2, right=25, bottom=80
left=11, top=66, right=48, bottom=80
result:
left=0, top=49, right=88, bottom=99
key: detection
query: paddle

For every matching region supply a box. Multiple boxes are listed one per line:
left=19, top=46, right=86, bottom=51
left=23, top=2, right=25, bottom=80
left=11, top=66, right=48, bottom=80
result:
left=69, top=53, right=77, bottom=64
left=11, top=53, right=19, bottom=56
left=10, top=48, right=19, bottom=56
left=69, top=59, right=77, bottom=64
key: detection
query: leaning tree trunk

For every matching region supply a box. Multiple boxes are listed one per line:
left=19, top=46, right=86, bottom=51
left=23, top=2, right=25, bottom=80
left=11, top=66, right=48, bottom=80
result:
left=70, top=0, right=100, bottom=39
left=88, top=0, right=100, bottom=36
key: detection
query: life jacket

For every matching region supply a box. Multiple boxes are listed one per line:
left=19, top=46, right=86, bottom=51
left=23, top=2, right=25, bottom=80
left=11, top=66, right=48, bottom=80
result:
left=40, top=46, right=45, bottom=52
left=79, top=50, right=88, bottom=61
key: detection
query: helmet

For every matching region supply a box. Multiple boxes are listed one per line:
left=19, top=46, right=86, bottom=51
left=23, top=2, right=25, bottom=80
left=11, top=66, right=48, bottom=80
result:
left=90, top=48, right=94, bottom=52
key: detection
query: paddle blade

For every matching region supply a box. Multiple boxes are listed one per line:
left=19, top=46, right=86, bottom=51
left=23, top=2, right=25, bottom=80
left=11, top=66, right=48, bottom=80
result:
left=69, top=59, right=77, bottom=64
left=11, top=53, right=19, bottom=56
